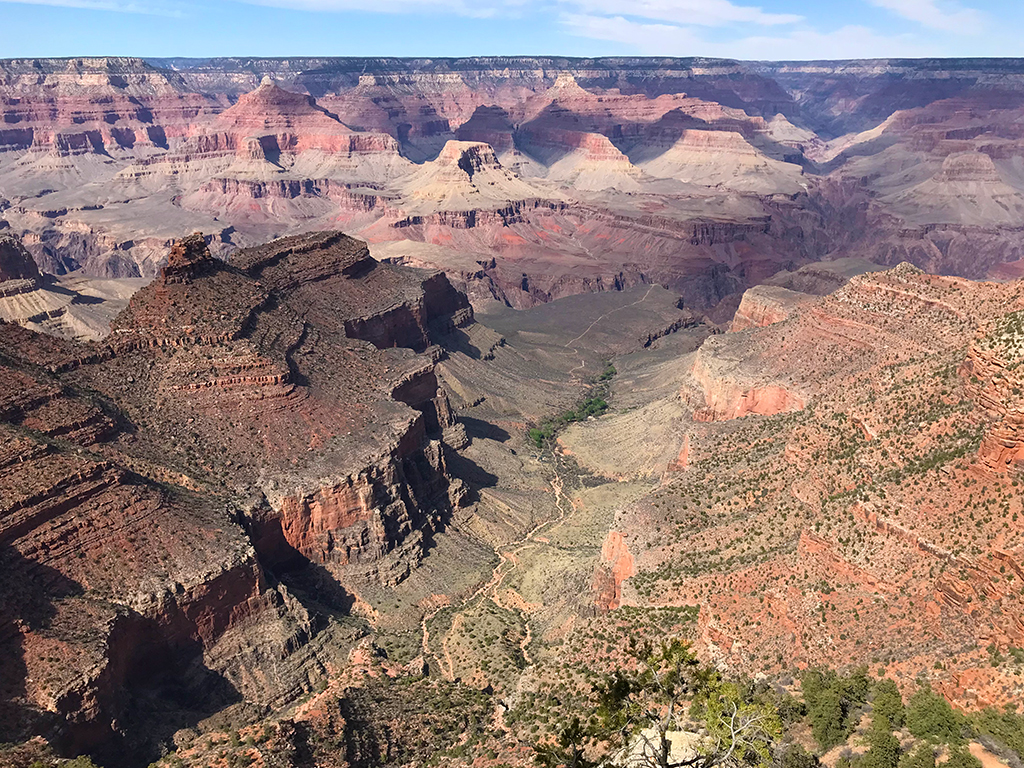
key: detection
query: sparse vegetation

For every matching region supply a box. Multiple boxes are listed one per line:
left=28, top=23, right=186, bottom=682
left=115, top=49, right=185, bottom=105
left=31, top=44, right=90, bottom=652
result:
left=536, top=639, right=780, bottom=768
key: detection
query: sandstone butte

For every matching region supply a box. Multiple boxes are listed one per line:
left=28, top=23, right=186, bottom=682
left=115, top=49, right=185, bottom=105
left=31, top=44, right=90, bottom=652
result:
left=5, top=56, right=1024, bottom=313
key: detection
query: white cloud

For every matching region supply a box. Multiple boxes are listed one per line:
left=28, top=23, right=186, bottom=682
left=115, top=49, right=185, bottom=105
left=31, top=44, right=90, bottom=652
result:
left=228, top=0, right=984, bottom=58
left=564, top=0, right=802, bottom=27
left=561, top=14, right=934, bottom=60
left=867, top=0, right=985, bottom=34
left=240, top=0, right=498, bottom=15
left=0, top=0, right=182, bottom=14
left=240, top=0, right=802, bottom=25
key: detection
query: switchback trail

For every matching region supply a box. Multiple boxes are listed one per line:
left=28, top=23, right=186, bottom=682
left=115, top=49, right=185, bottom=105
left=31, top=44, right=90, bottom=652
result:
left=565, top=284, right=656, bottom=383
left=420, top=448, right=581, bottom=680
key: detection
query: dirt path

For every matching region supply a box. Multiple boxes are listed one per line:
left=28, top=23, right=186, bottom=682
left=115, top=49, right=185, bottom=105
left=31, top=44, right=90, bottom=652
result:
left=565, top=284, right=656, bottom=382
left=420, top=451, right=579, bottom=679
left=420, top=284, right=647, bottom=675
left=970, top=742, right=1011, bottom=768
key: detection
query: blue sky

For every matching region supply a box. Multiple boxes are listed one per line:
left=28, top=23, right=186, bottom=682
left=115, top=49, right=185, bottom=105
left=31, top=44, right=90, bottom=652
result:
left=1, top=0, right=1021, bottom=60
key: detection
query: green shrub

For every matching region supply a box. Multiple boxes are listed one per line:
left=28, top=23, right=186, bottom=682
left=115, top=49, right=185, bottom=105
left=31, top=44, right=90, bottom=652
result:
left=973, top=706, right=1024, bottom=761
left=943, top=746, right=982, bottom=768
left=872, top=679, right=905, bottom=729
left=898, top=744, right=936, bottom=768
left=778, top=743, right=820, bottom=768
left=801, top=668, right=870, bottom=751
left=808, top=687, right=848, bottom=751
left=905, top=684, right=966, bottom=744
left=862, top=715, right=900, bottom=768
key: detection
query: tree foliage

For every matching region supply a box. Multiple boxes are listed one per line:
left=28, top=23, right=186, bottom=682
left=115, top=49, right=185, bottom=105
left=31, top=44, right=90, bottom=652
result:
left=800, top=669, right=869, bottom=751
left=972, top=706, right=1024, bottom=761
left=537, top=639, right=781, bottom=768
left=898, top=744, right=936, bottom=768
left=862, top=714, right=900, bottom=768
left=871, top=679, right=905, bottom=730
left=777, top=743, right=820, bottom=768
left=905, top=684, right=966, bottom=745
left=943, top=746, right=982, bottom=768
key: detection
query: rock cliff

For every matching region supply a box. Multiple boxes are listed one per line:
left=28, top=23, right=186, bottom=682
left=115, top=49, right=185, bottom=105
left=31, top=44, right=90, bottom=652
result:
left=961, top=310, right=1024, bottom=475
left=0, top=230, right=476, bottom=760
left=12, top=56, right=1024, bottom=314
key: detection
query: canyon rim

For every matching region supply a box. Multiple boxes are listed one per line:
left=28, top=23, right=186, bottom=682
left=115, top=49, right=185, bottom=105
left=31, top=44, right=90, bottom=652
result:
left=0, top=48, right=1024, bottom=768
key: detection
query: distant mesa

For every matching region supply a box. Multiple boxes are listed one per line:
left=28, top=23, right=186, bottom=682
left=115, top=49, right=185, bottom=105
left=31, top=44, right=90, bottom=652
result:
left=632, top=129, right=806, bottom=194
left=0, top=232, right=146, bottom=340
left=6, top=55, right=1024, bottom=312
left=933, top=151, right=1003, bottom=183
left=886, top=150, right=1024, bottom=226
left=399, top=140, right=543, bottom=208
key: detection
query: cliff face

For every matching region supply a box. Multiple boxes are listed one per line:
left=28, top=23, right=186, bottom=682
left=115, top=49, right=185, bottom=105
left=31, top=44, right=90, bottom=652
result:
left=687, top=334, right=805, bottom=421
left=961, top=310, right=1024, bottom=475
left=729, top=284, right=814, bottom=332
left=0, top=230, right=475, bottom=760
left=591, top=531, right=636, bottom=613
left=12, top=56, right=1024, bottom=314
left=0, top=322, right=283, bottom=760
left=0, top=235, right=40, bottom=283
left=104, top=231, right=471, bottom=587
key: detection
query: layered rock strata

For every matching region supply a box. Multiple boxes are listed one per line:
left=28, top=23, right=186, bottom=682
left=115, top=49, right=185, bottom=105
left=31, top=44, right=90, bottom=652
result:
left=0, top=230, right=474, bottom=758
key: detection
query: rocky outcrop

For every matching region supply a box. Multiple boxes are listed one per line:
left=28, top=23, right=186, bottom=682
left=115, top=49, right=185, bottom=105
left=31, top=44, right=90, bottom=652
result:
left=0, top=229, right=479, bottom=760
left=591, top=531, right=635, bottom=613
left=729, top=285, right=813, bottom=331
left=234, top=230, right=473, bottom=352
left=160, top=232, right=215, bottom=283
left=961, top=311, right=1024, bottom=475
left=934, top=151, right=1004, bottom=183
left=0, top=326, right=295, bottom=760
left=396, top=140, right=545, bottom=209
left=0, top=234, right=40, bottom=283
left=689, top=335, right=805, bottom=421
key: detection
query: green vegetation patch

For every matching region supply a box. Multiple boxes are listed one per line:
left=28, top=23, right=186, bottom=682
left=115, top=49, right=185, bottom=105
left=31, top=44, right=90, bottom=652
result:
left=528, top=362, right=616, bottom=447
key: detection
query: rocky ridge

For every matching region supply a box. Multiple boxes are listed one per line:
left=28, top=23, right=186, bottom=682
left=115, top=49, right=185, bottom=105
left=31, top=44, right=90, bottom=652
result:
left=558, top=264, right=1024, bottom=710
left=0, top=230, right=476, bottom=761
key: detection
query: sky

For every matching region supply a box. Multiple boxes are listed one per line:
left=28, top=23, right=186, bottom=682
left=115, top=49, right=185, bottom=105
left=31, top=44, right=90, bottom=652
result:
left=1, top=0, right=1022, bottom=61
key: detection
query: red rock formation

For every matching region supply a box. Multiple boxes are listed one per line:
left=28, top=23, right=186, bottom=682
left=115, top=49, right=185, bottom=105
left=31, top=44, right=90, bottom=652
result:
left=960, top=312, right=1024, bottom=475
left=602, top=264, right=1024, bottom=708
left=729, top=285, right=813, bottom=332
left=200, top=76, right=375, bottom=155
left=592, top=531, right=635, bottom=613
left=0, top=229, right=478, bottom=756
left=161, top=231, right=215, bottom=283
left=666, top=435, right=691, bottom=472
left=0, top=325, right=283, bottom=756
left=689, top=339, right=805, bottom=421
left=0, top=58, right=218, bottom=154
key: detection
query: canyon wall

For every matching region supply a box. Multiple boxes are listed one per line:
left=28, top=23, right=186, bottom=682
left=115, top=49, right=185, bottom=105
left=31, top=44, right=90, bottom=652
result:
left=0, top=230, right=476, bottom=760
left=6, top=57, right=1024, bottom=320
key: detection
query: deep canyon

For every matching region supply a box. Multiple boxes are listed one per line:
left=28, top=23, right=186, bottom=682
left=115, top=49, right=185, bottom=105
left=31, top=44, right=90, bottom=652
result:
left=0, top=56, right=1023, bottom=768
